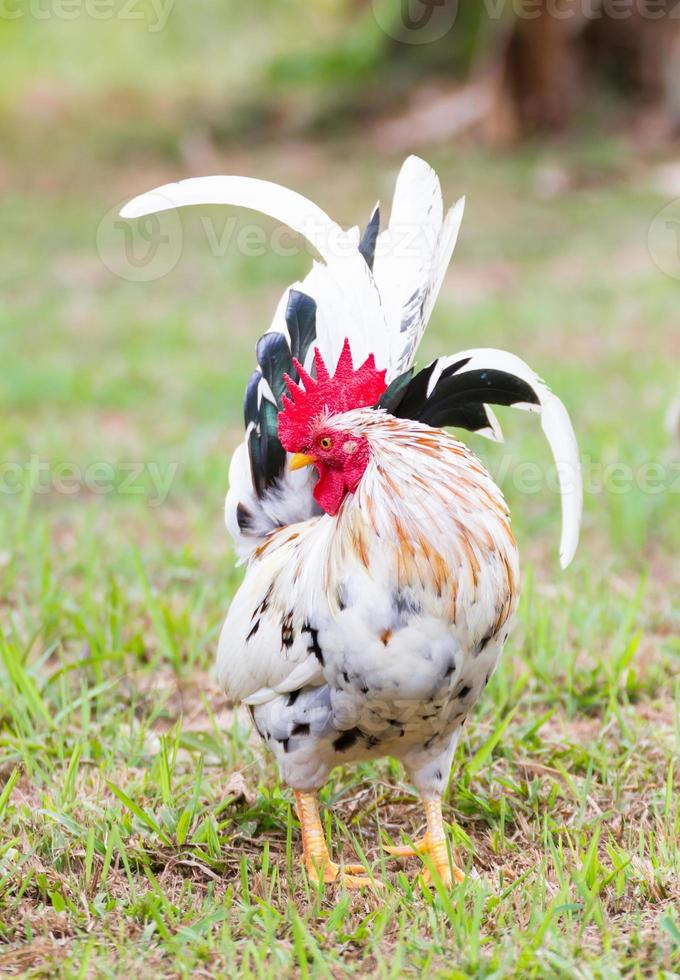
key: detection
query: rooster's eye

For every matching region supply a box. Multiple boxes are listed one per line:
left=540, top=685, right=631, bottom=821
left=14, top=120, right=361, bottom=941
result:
left=319, top=437, right=333, bottom=450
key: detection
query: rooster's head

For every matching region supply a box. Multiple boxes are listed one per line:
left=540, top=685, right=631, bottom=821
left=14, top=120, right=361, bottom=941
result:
left=278, top=339, right=387, bottom=516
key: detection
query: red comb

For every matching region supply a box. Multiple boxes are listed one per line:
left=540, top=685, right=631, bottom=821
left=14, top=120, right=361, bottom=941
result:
left=278, top=339, right=387, bottom=451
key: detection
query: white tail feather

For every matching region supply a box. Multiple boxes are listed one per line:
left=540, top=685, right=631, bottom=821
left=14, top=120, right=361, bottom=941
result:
left=121, top=174, right=392, bottom=375
left=373, top=156, right=465, bottom=375
left=120, top=175, right=343, bottom=264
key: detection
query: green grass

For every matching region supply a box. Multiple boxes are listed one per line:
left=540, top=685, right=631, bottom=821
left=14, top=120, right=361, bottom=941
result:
left=1, top=124, right=679, bottom=976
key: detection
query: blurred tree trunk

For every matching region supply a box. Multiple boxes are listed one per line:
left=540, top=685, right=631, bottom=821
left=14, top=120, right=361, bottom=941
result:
left=502, top=1, right=581, bottom=133
left=493, top=0, right=680, bottom=137
left=583, top=3, right=680, bottom=100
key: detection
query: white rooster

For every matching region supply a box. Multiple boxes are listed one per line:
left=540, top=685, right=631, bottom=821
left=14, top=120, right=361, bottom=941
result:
left=122, top=157, right=582, bottom=888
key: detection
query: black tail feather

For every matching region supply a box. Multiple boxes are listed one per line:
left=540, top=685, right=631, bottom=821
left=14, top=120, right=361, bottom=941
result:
left=377, top=368, right=414, bottom=414
left=286, top=290, right=318, bottom=367
left=256, top=332, right=294, bottom=409
left=388, top=357, right=540, bottom=433
left=359, top=206, right=380, bottom=271
left=244, top=292, right=318, bottom=497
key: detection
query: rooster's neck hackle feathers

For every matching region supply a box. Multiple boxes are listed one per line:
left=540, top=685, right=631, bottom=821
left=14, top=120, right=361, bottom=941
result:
left=252, top=409, right=518, bottom=633
left=336, top=413, right=517, bottom=618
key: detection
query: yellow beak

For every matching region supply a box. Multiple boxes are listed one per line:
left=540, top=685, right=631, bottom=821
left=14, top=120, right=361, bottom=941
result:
left=289, top=452, right=317, bottom=471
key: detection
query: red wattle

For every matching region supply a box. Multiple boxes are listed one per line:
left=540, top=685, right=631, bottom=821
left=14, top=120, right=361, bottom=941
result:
left=313, top=466, right=347, bottom=516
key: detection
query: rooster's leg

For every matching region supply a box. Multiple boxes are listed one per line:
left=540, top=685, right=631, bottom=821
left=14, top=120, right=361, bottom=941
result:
left=294, top=791, right=381, bottom=889
left=384, top=796, right=465, bottom=886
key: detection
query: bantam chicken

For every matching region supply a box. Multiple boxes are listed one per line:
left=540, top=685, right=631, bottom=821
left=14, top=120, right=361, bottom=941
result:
left=122, top=157, right=582, bottom=888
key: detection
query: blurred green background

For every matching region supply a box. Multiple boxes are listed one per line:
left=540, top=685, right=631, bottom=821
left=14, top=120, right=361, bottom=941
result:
left=1, top=1, right=680, bottom=975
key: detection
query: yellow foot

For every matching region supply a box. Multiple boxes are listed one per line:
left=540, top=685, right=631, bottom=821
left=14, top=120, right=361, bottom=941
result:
left=305, top=858, right=384, bottom=890
left=384, top=835, right=465, bottom=887
left=294, top=792, right=384, bottom=889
